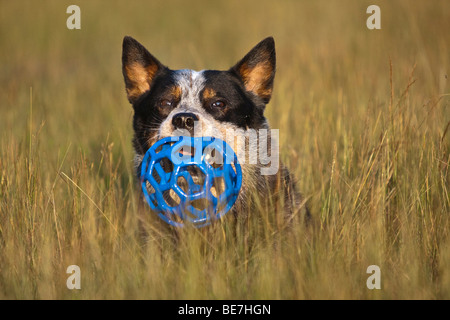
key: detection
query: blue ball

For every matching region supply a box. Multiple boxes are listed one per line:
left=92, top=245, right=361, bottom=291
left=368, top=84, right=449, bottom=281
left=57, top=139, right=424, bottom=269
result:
left=140, top=136, right=242, bottom=228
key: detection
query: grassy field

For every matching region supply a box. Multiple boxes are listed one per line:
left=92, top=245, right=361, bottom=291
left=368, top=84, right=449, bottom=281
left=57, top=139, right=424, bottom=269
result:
left=0, top=0, right=449, bottom=299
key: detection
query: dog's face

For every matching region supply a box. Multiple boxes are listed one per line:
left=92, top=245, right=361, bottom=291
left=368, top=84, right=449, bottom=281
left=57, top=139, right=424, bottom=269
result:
left=122, top=36, right=276, bottom=170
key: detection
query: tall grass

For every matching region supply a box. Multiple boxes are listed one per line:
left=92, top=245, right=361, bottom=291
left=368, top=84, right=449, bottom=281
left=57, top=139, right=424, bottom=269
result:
left=0, top=0, right=449, bottom=299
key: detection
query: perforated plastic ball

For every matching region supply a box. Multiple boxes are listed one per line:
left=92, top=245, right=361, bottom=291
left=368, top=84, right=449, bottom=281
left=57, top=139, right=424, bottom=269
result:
left=140, top=136, right=242, bottom=228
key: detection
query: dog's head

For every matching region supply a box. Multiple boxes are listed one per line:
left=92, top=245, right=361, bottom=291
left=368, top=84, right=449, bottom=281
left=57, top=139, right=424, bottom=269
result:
left=122, top=36, right=276, bottom=172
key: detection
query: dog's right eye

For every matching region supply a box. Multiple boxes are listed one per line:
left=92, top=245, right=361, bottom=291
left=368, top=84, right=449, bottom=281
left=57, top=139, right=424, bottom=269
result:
left=159, top=99, right=173, bottom=107
left=211, top=100, right=226, bottom=109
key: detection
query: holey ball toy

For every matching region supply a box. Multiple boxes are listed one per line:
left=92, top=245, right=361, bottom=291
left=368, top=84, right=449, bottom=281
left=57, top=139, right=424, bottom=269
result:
left=140, top=136, right=242, bottom=228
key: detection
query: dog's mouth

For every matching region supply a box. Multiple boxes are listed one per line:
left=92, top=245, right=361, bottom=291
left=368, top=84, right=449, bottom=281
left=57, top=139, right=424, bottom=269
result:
left=144, top=136, right=236, bottom=213
left=178, top=146, right=195, bottom=157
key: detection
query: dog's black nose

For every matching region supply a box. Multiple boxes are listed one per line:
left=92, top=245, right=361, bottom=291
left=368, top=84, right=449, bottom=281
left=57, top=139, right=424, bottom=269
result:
left=172, top=112, right=199, bottom=132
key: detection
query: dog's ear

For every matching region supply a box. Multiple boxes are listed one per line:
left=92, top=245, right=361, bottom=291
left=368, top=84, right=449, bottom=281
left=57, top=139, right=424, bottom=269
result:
left=122, top=36, right=166, bottom=104
left=230, top=37, right=276, bottom=104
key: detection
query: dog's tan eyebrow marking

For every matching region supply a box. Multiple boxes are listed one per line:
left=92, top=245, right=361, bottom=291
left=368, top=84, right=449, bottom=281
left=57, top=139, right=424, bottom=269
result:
left=202, top=87, right=216, bottom=100
left=169, top=85, right=182, bottom=100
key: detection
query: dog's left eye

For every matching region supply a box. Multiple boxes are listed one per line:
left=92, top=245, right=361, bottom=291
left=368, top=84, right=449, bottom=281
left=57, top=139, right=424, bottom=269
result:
left=211, top=100, right=226, bottom=108
left=159, top=99, right=173, bottom=107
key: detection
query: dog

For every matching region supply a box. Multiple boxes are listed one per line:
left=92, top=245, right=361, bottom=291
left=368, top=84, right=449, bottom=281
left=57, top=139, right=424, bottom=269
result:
left=121, top=36, right=309, bottom=226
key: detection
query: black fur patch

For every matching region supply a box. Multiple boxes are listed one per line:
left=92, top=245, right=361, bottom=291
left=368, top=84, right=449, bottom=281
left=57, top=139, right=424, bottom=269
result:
left=200, top=70, right=266, bottom=129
